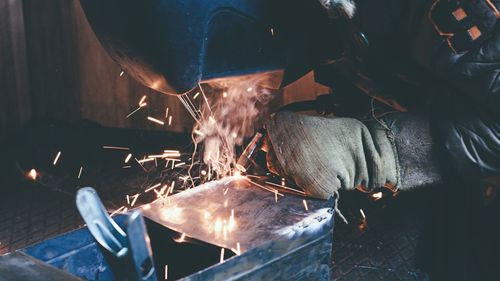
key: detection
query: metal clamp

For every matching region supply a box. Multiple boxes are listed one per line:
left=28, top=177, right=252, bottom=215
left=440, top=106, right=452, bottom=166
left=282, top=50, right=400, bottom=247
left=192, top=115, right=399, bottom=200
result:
left=76, top=187, right=157, bottom=281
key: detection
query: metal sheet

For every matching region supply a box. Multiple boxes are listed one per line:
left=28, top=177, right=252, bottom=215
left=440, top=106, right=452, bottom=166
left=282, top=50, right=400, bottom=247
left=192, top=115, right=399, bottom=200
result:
left=142, top=176, right=334, bottom=253
left=0, top=252, right=82, bottom=281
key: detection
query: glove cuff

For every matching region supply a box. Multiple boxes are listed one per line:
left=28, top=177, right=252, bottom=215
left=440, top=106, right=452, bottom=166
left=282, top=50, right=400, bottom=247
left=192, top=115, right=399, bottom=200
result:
left=379, top=113, right=444, bottom=190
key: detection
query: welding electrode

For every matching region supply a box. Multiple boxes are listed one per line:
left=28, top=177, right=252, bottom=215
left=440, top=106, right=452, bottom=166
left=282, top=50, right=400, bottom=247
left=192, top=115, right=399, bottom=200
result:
left=236, top=129, right=267, bottom=173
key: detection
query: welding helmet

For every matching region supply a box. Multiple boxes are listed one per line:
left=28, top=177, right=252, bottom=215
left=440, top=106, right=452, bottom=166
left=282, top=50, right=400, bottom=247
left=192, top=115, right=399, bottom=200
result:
left=80, top=0, right=340, bottom=95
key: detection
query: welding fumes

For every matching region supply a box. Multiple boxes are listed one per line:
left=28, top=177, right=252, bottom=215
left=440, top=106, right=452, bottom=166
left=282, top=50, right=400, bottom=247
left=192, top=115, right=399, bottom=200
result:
left=191, top=75, right=275, bottom=178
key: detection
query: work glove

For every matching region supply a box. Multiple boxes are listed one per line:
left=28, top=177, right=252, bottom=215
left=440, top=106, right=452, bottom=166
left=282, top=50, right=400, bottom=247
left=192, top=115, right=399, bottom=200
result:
left=265, top=112, right=443, bottom=199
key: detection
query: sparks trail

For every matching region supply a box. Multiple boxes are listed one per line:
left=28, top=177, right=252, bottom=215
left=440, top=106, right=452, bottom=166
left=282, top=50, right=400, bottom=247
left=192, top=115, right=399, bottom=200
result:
left=185, top=75, right=276, bottom=180
left=126, top=95, right=148, bottom=118
left=110, top=147, right=211, bottom=210
left=53, top=151, right=62, bottom=165
left=103, top=146, right=130, bottom=151
left=147, top=116, right=165, bottom=126
left=39, top=76, right=280, bottom=224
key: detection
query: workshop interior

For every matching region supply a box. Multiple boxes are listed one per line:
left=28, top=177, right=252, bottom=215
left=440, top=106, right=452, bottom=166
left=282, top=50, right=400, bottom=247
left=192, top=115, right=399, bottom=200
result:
left=1, top=0, right=499, bottom=280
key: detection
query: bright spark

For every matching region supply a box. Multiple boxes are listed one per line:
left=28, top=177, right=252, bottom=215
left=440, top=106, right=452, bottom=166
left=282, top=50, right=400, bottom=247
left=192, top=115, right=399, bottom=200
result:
left=147, top=116, right=165, bottom=126
left=164, top=149, right=181, bottom=154
left=103, top=146, right=130, bottom=151
left=360, top=209, right=366, bottom=219
left=168, top=181, right=175, bottom=194
left=145, top=183, right=161, bottom=192
left=174, top=162, right=185, bottom=168
left=219, top=248, right=225, bottom=263
left=78, top=166, right=83, bottom=179
left=138, top=158, right=155, bottom=164
left=119, top=70, right=124, bottom=77
left=159, top=184, right=168, bottom=196
left=28, top=169, right=38, bottom=181
left=162, top=151, right=181, bottom=158
left=53, top=151, right=61, bottom=165
left=193, top=130, right=205, bottom=137
left=174, top=233, right=186, bottom=243
left=130, top=194, right=139, bottom=207
left=138, top=95, right=147, bottom=105
left=124, top=153, right=132, bottom=163
left=126, top=106, right=142, bottom=118
left=303, top=200, right=309, bottom=211
left=371, top=192, right=383, bottom=200
left=110, top=206, right=125, bottom=216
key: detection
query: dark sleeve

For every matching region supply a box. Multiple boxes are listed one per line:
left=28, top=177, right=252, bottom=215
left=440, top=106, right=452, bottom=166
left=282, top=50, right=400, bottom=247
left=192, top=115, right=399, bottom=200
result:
left=411, top=0, right=500, bottom=117
left=435, top=26, right=500, bottom=118
left=409, top=0, right=500, bottom=180
left=433, top=92, right=500, bottom=180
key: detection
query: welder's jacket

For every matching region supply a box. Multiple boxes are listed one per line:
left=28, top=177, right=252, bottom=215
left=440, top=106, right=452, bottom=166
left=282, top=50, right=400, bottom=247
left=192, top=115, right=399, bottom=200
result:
left=349, top=0, right=500, bottom=182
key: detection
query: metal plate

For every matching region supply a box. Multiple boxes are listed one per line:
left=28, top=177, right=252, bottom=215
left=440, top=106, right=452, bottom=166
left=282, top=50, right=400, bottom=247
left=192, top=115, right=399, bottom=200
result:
left=142, top=176, right=334, bottom=253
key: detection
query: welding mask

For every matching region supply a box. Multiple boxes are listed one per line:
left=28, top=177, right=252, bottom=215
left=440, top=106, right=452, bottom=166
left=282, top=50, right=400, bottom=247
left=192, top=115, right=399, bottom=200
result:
left=80, top=0, right=341, bottom=95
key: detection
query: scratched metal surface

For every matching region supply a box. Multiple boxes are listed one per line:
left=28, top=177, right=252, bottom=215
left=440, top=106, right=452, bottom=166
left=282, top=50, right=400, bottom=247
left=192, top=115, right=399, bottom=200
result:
left=142, top=176, right=334, bottom=253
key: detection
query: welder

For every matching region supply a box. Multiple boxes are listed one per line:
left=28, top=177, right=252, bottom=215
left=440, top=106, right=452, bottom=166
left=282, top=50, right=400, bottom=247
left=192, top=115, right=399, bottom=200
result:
left=80, top=0, right=500, bottom=198
left=264, top=0, right=500, bottom=199
left=79, top=0, right=500, bottom=279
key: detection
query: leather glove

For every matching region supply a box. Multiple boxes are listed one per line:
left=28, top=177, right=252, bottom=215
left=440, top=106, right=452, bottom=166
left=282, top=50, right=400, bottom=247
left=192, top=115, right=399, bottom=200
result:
left=266, top=111, right=443, bottom=199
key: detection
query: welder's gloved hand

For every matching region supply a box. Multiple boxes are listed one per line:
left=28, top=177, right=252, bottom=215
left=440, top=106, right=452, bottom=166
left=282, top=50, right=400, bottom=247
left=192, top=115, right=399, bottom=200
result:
left=266, top=112, right=443, bottom=199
